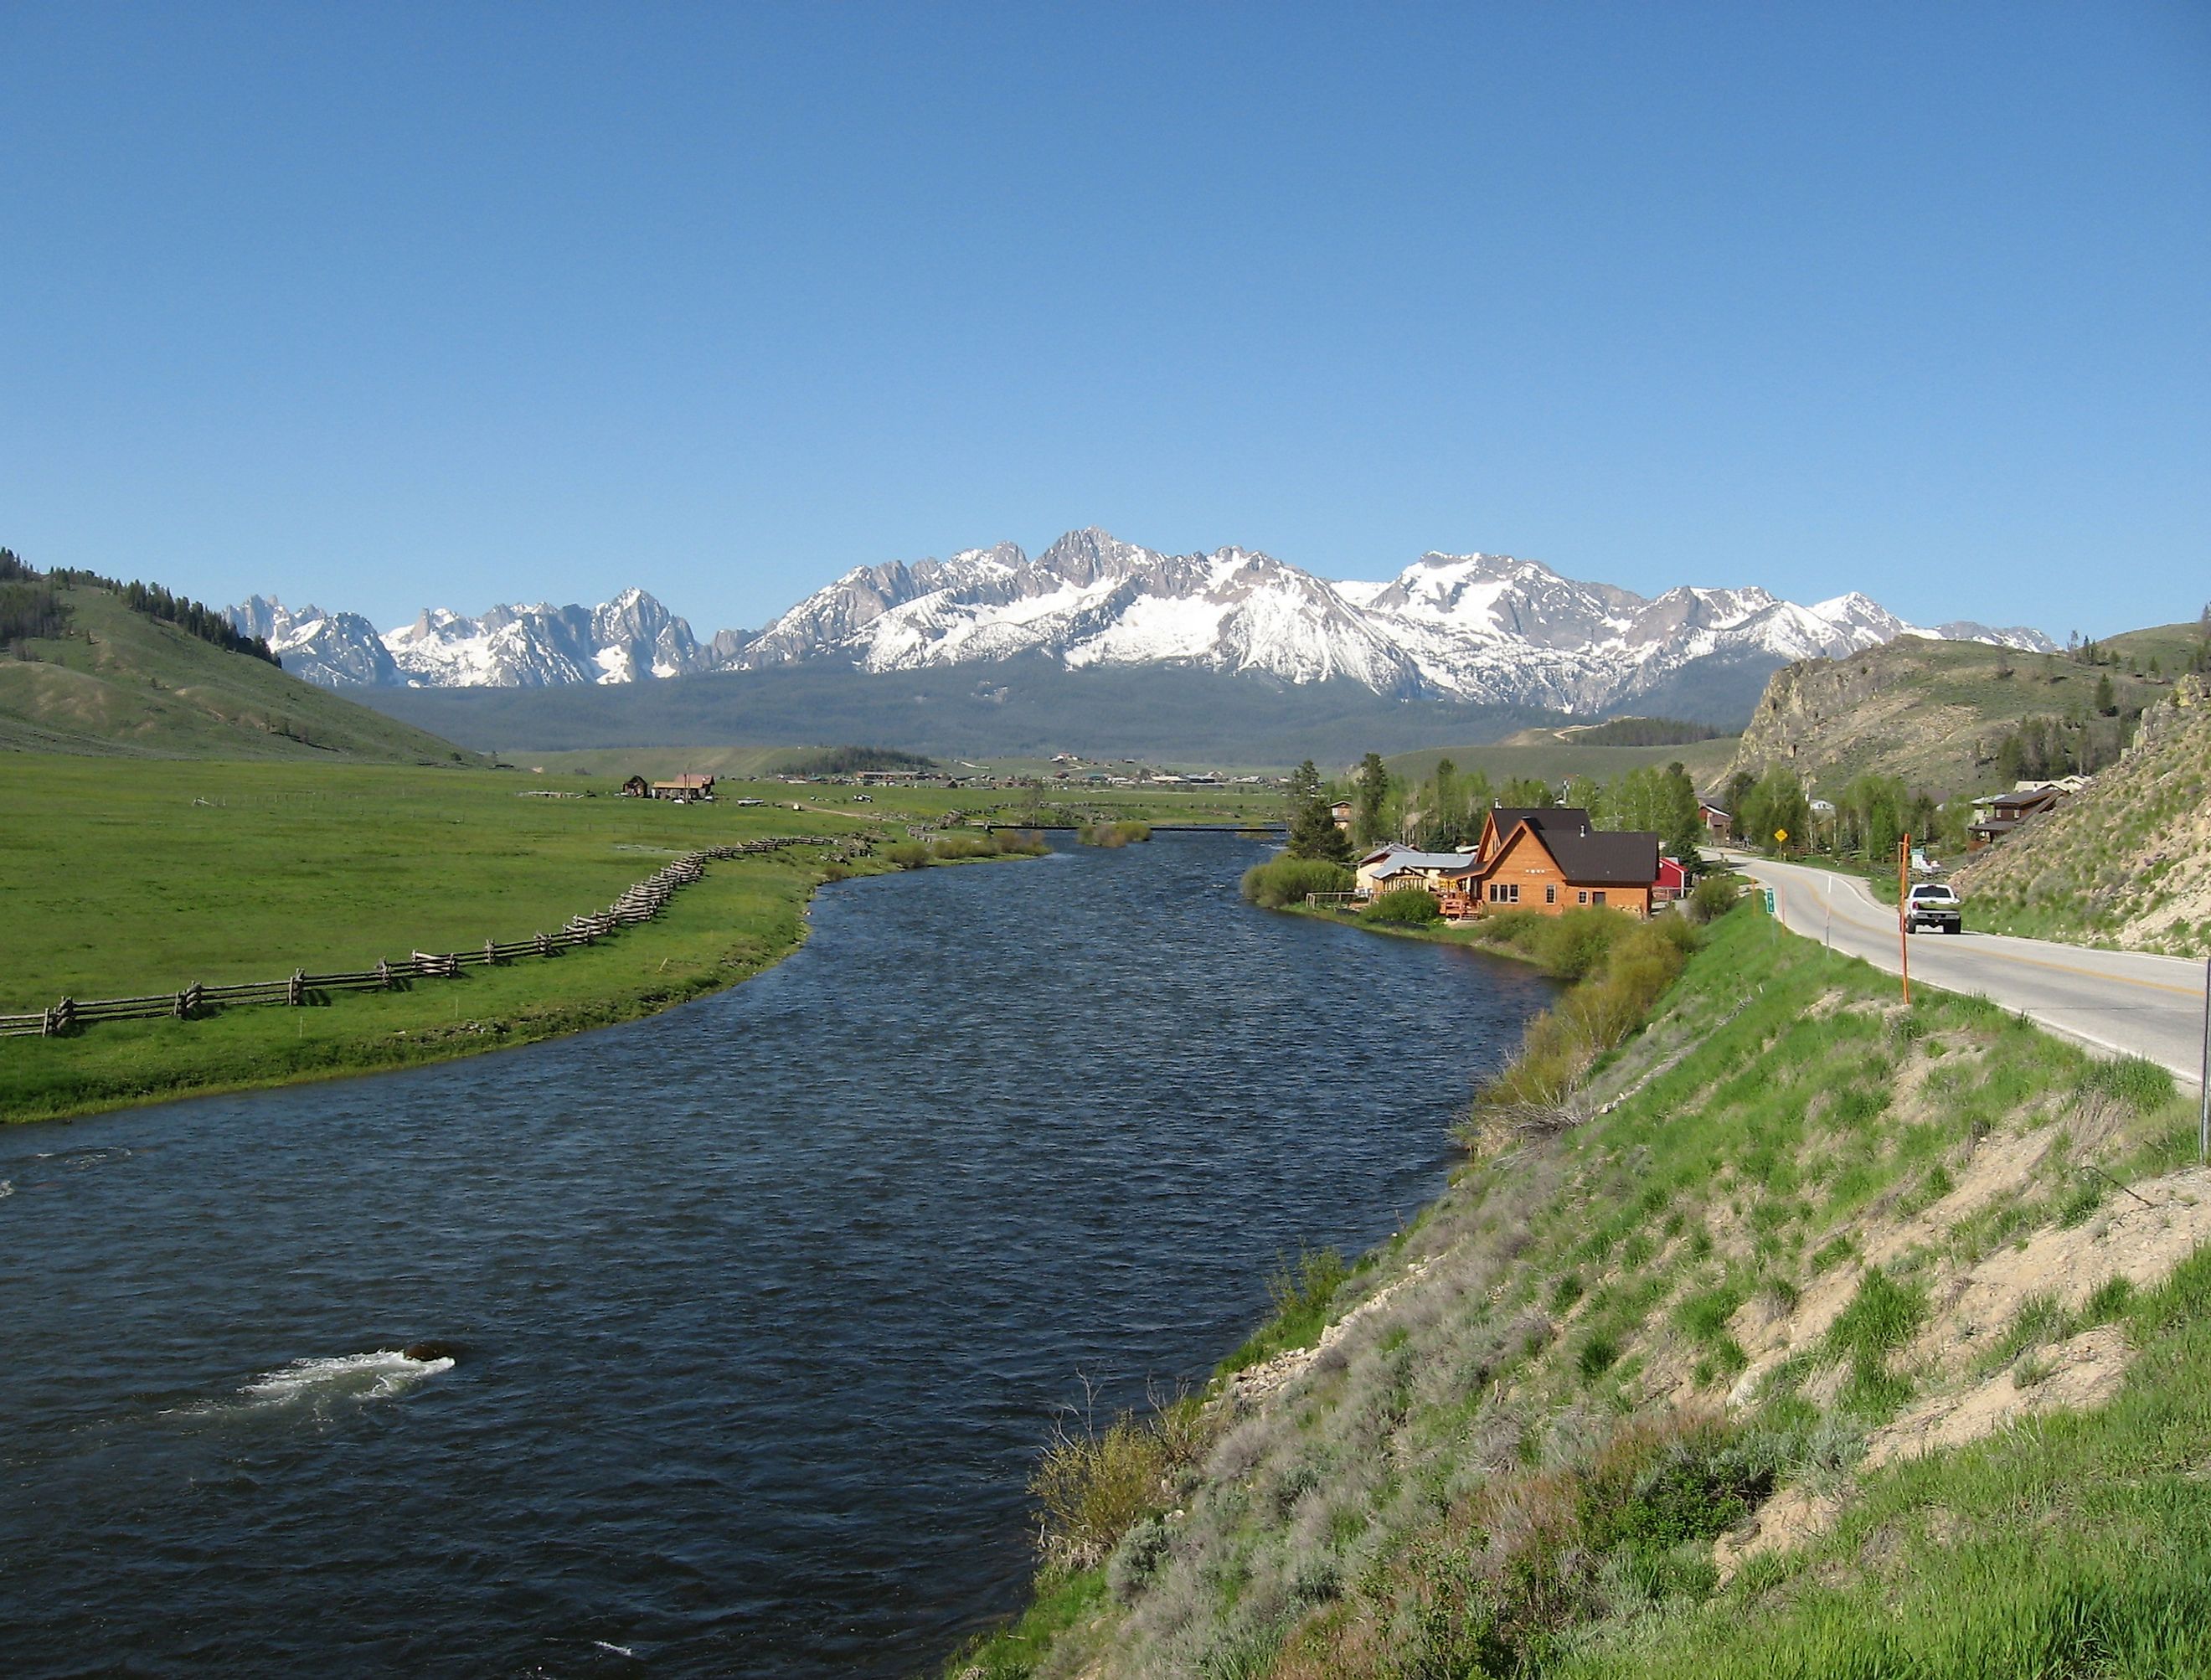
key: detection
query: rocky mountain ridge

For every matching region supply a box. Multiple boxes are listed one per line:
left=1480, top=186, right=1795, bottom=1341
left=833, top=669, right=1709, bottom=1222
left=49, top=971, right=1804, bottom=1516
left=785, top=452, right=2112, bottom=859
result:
left=232, top=528, right=2054, bottom=714
left=1723, top=632, right=2170, bottom=799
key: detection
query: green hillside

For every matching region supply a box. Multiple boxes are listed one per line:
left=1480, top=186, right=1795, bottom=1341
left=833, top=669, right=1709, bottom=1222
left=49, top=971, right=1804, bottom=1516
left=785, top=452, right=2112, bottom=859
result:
left=525, top=743, right=942, bottom=781
left=1384, top=727, right=1739, bottom=789
left=958, top=906, right=2211, bottom=1678
left=0, top=580, right=475, bottom=763
left=1724, top=632, right=2183, bottom=801
left=1956, top=677, right=2211, bottom=956
left=348, top=655, right=1566, bottom=765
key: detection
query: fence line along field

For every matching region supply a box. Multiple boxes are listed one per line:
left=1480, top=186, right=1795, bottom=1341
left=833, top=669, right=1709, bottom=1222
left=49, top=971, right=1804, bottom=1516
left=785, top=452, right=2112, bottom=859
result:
left=0, top=759, right=893, bottom=1121
left=0, top=837, right=825, bottom=1039
left=0, top=760, right=869, bottom=1005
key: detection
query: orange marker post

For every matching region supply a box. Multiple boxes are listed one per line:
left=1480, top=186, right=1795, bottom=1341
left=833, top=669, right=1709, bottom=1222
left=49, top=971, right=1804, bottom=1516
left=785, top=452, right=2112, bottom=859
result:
left=1897, top=832, right=1911, bottom=1007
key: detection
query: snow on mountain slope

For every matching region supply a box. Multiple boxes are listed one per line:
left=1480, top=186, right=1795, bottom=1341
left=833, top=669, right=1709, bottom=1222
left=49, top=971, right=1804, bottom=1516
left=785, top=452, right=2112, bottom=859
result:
left=234, top=529, right=2047, bottom=709
left=231, top=588, right=709, bottom=688
left=740, top=529, right=1425, bottom=693
left=227, top=596, right=405, bottom=687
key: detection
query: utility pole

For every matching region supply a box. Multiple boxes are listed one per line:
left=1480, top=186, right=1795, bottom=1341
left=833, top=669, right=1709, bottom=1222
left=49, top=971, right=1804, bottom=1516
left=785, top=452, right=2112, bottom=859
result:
left=1897, top=832, right=1911, bottom=1007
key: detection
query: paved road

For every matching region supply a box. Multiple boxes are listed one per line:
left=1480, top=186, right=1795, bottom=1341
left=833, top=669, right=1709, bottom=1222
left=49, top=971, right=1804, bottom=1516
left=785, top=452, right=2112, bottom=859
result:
left=1717, top=853, right=2209, bottom=1088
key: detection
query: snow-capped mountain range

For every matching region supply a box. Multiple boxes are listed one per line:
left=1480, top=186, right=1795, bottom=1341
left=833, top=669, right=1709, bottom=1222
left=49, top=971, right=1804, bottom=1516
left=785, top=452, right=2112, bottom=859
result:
left=230, top=528, right=2052, bottom=714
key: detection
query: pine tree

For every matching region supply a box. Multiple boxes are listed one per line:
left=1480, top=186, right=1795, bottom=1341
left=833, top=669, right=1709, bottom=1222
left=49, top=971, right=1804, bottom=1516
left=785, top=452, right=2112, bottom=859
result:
left=1353, top=752, right=1390, bottom=846
left=1284, top=760, right=1353, bottom=863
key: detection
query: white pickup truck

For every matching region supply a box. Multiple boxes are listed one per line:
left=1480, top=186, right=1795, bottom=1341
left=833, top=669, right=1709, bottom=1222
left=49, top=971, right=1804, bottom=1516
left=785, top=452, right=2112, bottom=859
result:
left=1904, top=882, right=1964, bottom=935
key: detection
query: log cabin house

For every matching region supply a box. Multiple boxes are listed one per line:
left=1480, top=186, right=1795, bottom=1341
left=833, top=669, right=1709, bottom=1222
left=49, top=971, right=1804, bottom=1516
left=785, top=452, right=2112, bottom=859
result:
left=1353, top=807, right=1663, bottom=920
left=649, top=774, right=716, bottom=802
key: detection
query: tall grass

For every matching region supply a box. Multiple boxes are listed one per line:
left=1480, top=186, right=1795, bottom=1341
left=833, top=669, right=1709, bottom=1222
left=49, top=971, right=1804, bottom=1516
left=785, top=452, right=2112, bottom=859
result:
left=888, top=830, right=1049, bottom=868
left=1360, top=887, right=1443, bottom=925
left=1028, top=1385, right=1217, bottom=1573
left=1461, top=915, right=1696, bottom=1136
left=1240, top=856, right=1354, bottom=909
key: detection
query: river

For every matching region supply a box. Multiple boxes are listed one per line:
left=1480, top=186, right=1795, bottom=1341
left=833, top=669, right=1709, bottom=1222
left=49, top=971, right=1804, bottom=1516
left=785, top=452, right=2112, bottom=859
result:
left=0, top=833, right=1553, bottom=1676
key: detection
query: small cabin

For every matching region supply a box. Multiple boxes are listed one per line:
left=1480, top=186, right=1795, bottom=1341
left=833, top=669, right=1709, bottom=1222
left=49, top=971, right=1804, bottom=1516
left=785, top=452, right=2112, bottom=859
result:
left=1330, top=800, right=1356, bottom=833
left=1698, top=802, right=1732, bottom=842
left=620, top=775, right=650, bottom=798
left=650, top=774, right=716, bottom=803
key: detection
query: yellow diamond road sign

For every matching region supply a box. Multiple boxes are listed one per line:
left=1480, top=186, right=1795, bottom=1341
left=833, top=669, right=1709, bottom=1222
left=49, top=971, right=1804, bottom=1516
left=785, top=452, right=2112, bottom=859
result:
left=1774, top=828, right=1788, bottom=843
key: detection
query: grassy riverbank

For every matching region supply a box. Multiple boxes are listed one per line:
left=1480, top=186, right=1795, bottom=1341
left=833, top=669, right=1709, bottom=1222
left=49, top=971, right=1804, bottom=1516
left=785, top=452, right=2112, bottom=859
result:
left=0, top=759, right=984, bottom=1122
left=951, top=900, right=2211, bottom=1676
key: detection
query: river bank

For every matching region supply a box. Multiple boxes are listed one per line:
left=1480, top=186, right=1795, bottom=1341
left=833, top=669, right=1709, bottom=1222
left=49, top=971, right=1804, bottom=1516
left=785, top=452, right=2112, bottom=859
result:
left=954, top=904, right=2211, bottom=1677
left=0, top=755, right=1062, bottom=1124
left=0, top=832, right=1555, bottom=1677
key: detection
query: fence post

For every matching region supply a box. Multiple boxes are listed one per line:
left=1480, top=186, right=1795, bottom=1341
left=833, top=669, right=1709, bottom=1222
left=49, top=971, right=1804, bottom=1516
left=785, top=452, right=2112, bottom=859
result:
left=377, top=957, right=391, bottom=989
left=485, top=938, right=498, bottom=966
left=288, top=969, right=305, bottom=1006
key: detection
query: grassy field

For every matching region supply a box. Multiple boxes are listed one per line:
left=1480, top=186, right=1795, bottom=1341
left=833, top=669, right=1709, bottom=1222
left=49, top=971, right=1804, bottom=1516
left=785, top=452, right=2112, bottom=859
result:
left=0, top=583, right=474, bottom=762
left=0, top=758, right=899, bottom=1121
left=529, top=745, right=1293, bottom=780
left=953, top=899, right=2211, bottom=1677
left=1384, top=732, right=1739, bottom=789
left=0, top=758, right=1299, bottom=1121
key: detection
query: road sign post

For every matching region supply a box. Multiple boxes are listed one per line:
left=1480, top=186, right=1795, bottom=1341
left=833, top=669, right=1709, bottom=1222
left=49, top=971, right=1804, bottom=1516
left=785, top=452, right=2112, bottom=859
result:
left=1897, top=832, right=1911, bottom=1007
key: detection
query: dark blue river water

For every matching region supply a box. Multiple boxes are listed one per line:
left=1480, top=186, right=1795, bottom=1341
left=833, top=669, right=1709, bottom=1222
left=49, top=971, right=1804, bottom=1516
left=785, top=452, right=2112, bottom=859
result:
left=0, top=834, right=1552, bottom=1677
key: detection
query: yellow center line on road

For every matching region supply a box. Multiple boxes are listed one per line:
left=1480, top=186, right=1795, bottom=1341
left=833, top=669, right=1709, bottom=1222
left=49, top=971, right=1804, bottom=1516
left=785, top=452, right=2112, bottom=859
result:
left=1763, top=870, right=2208, bottom=1002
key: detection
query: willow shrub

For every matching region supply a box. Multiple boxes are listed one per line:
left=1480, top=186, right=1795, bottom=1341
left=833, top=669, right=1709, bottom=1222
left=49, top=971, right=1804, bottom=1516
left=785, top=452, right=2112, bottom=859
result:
left=1077, top=820, right=1152, bottom=848
left=1466, top=915, right=1695, bottom=1125
left=1029, top=1390, right=1216, bottom=1574
left=1240, top=856, right=1354, bottom=909
left=1362, top=886, right=1444, bottom=925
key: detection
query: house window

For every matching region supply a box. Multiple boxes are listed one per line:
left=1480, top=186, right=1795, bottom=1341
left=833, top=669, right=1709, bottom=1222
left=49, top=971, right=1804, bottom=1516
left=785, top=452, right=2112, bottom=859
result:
left=1592, top=890, right=1606, bottom=907
left=1488, top=883, right=1519, bottom=904
left=1544, top=884, right=1556, bottom=905
left=1578, top=889, right=1589, bottom=904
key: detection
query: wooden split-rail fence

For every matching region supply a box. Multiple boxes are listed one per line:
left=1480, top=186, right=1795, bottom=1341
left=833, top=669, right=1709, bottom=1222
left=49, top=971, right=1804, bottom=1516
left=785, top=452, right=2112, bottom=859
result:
left=2, top=837, right=838, bottom=1041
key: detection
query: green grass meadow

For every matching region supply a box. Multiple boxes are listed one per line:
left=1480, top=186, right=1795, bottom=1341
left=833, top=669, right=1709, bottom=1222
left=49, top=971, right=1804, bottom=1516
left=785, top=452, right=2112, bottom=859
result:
left=0, top=757, right=891, bottom=1120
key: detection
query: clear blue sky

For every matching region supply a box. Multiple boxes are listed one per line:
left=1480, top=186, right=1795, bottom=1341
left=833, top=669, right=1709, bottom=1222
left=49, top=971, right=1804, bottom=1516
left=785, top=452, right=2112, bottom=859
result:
left=3, top=3, right=2204, bottom=640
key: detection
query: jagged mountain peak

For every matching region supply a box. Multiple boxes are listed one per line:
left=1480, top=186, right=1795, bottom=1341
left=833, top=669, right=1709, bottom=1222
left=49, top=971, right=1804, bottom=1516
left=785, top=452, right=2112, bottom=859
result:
left=234, top=537, right=2049, bottom=718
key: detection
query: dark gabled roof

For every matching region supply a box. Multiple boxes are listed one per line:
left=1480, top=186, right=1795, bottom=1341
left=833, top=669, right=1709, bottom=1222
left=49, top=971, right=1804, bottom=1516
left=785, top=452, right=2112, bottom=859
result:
left=1543, top=827, right=1660, bottom=884
left=1486, top=806, right=1592, bottom=843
